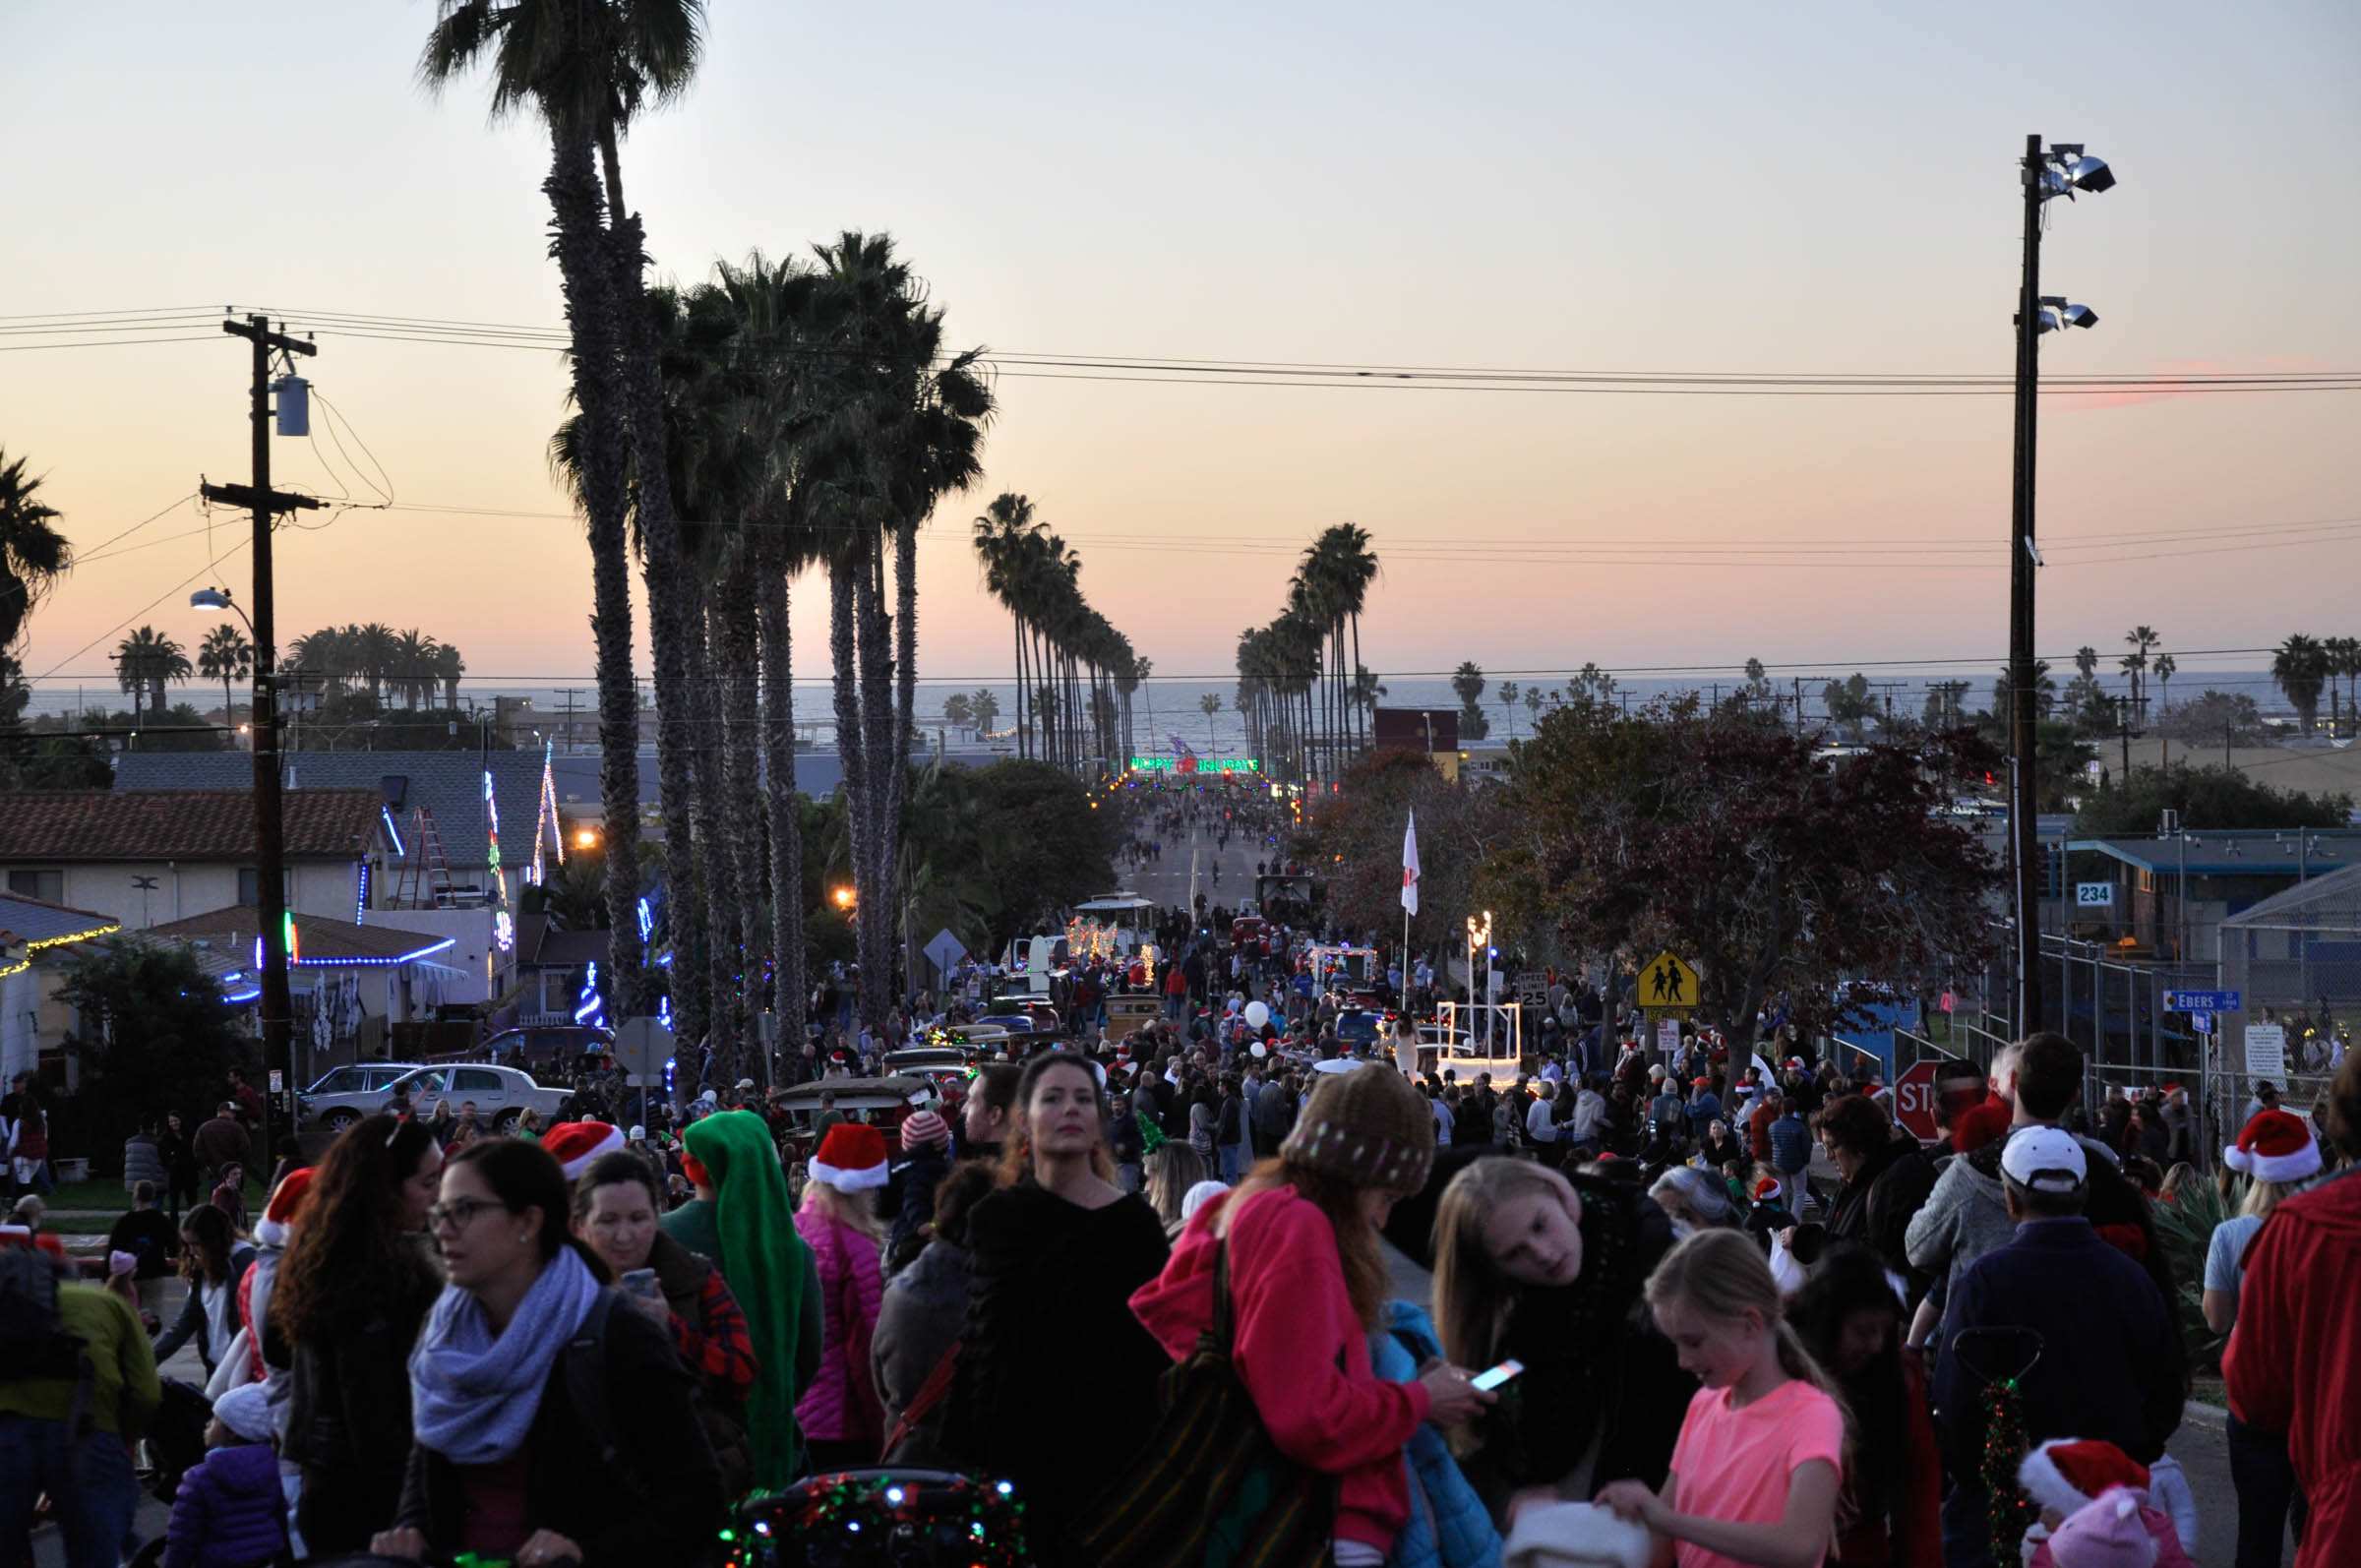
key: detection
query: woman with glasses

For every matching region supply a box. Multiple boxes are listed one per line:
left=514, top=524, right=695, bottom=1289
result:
left=371, top=1137, right=721, bottom=1568
left=272, top=1114, right=444, bottom=1555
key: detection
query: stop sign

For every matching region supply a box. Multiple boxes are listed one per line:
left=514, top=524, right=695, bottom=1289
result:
left=1895, top=1059, right=1944, bottom=1143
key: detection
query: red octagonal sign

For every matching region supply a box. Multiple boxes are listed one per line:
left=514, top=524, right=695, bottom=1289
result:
left=1894, top=1058, right=1944, bottom=1143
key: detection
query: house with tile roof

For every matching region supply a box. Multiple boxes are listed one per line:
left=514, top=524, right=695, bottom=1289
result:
left=0, top=788, right=393, bottom=936
left=113, top=750, right=556, bottom=910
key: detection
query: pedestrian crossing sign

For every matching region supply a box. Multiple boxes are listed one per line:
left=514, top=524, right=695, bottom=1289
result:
left=1641, top=951, right=1700, bottom=1011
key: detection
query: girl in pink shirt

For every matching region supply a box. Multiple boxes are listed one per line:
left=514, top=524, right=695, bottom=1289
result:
left=1597, top=1231, right=1846, bottom=1568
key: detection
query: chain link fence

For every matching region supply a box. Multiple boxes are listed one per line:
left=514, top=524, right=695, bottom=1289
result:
left=2218, top=864, right=2360, bottom=1153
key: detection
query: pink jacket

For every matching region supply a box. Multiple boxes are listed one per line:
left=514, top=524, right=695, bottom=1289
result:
left=2026, top=1499, right=2196, bottom=1568
left=1130, top=1185, right=1429, bottom=1554
left=793, top=1207, right=884, bottom=1443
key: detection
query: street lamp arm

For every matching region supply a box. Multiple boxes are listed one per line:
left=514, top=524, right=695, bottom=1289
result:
left=190, top=587, right=257, bottom=637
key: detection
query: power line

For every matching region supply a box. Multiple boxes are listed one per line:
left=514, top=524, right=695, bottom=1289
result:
left=33, top=534, right=254, bottom=681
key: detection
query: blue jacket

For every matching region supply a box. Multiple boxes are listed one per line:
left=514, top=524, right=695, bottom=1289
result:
left=1933, top=1218, right=2181, bottom=1473
left=163, top=1440, right=287, bottom=1568
left=1769, top=1113, right=1812, bottom=1175
left=1370, top=1302, right=1501, bottom=1568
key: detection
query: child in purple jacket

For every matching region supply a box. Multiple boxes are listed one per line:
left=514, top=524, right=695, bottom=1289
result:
left=161, top=1384, right=288, bottom=1568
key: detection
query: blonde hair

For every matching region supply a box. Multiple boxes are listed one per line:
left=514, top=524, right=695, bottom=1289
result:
left=2239, top=1176, right=2293, bottom=1221
left=1646, top=1229, right=1845, bottom=1408
left=1144, top=1142, right=1209, bottom=1227
left=1431, top=1157, right=1580, bottom=1370
left=800, top=1176, right=884, bottom=1241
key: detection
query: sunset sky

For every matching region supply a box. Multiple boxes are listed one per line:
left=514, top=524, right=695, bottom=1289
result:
left=5, top=0, right=2357, bottom=698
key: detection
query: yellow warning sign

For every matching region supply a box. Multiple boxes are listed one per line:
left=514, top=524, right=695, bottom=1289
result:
left=1640, top=951, right=1700, bottom=1010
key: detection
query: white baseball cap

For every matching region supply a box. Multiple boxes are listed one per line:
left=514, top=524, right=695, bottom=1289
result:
left=2000, top=1125, right=2088, bottom=1192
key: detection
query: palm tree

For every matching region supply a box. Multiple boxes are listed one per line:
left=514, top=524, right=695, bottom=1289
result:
left=973, top=494, right=1041, bottom=759
left=354, top=623, right=397, bottom=704
left=2273, top=633, right=2331, bottom=735
left=0, top=449, right=71, bottom=650
left=197, top=624, right=253, bottom=726
left=971, top=688, right=1000, bottom=738
left=422, top=0, right=706, bottom=1028
left=393, top=629, right=438, bottom=708
left=434, top=642, right=465, bottom=708
left=1199, top=691, right=1221, bottom=756
left=2150, top=653, right=2176, bottom=715
left=2074, top=645, right=2099, bottom=681
left=1497, top=680, right=1520, bottom=739
left=114, top=627, right=190, bottom=724
left=2123, top=625, right=2159, bottom=713
left=2329, top=637, right=2361, bottom=739
left=1992, top=659, right=2056, bottom=720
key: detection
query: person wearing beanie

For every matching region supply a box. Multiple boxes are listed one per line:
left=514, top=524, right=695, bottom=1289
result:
left=541, top=1120, right=627, bottom=1185
left=1130, top=1060, right=1494, bottom=1567
left=880, top=1109, right=956, bottom=1274
left=2016, top=1438, right=2196, bottom=1568
left=670, top=1110, right=822, bottom=1487
left=160, top=1381, right=291, bottom=1568
left=939, top=1053, right=1173, bottom=1567
left=795, top=1124, right=890, bottom=1469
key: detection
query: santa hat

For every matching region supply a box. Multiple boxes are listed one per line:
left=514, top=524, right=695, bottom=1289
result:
left=2018, top=1438, right=2149, bottom=1517
left=2044, top=1490, right=2158, bottom=1568
left=1952, top=1096, right=2014, bottom=1155
left=254, top=1167, right=315, bottom=1248
left=2223, top=1109, right=2321, bottom=1185
left=1752, top=1176, right=1784, bottom=1205
left=809, top=1123, right=890, bottom=1190
left=544, top=1120, right=626, bottom=1181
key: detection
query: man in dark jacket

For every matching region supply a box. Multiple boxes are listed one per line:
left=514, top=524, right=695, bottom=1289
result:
left=1817, top=1092, right=1936, bottom=1298
left=1933, top=1126, right=2181, bottom=1568
left=190, top=1102, right=251, bottom=1195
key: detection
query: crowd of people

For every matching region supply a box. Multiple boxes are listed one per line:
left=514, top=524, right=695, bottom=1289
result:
left=6, top=962, right=2360, bottom=1567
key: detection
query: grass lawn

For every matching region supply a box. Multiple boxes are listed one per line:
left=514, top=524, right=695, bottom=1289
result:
left=30, top=1173, right=266, bottom=1220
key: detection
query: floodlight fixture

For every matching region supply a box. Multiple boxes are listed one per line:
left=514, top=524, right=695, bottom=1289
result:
left=191, top=586, right=232, bottom=610
left=2040, top=146, right=2116, bottom=201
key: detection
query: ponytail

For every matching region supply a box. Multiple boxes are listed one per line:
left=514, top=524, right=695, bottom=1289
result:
left=1647, top=1230, right=1853, bottom=1434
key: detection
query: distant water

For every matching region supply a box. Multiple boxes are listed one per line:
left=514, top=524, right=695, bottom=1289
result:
left=31, top=669, right=2298, bottom=757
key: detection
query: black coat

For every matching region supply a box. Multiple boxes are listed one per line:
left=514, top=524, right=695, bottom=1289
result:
left=942, top=1182, right=1170, bottom=1563
left=284, top=1284, right=437, bottom=1555
left=394, top=1291, right=723, bottom=1567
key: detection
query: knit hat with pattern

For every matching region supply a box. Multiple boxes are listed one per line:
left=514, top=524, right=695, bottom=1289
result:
left=1279, top=1062, right=1434, bottom=1193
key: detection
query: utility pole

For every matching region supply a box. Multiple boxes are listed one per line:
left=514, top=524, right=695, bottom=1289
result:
left=2007, top=133, right=2046, bottom=1041
left=202, top=315, right=320, bottom=1121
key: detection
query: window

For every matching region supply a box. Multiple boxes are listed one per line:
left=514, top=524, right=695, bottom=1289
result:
left=452, top=1069, right=502, bottom=1093
left=238, top=868, right=260, bottom=907
left=7, top=869, right=63, bottom=904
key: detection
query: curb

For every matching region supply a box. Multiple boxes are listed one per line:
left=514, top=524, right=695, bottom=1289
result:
left=2181, top=1399, right=2229, bottom=1425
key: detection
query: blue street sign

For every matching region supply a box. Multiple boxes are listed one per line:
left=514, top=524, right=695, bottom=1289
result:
left=2163, top=990, right=2240, bottom=1013
left=2191, top=1012, right=2214, bottom=1035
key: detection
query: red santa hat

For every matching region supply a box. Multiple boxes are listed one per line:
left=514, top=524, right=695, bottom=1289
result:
left=544, top=1120, right=626, bottom=1181
left=2222, top=1109, right=2321, bottom=1185
left=2018, top=1438, right=2149, bottom=1517
left=255, top=1167, right=315, bottom=1248
left=809, top=1123, right=890, bottom=1190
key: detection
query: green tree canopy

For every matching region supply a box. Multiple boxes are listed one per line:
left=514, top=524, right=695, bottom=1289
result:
left=56, top=938, right=257, bottom=1156
left=2072, top=761, right=2352, bottom=835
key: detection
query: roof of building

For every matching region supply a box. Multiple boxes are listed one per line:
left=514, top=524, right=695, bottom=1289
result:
left=2070, top=829, right=2361, bottom=878
left=149, top=906, right=458, bottom=965
left=0, top=789, right=385, bottom=864
left=0, top=892, right=121, bottom=954
left=2218, top=859, right=2361, bottom=928
left=114, top=751, right=546, bottom=872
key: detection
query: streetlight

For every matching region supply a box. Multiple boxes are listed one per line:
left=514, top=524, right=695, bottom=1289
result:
left=832, top=886, right=857, bottom=913
left=2007, top=134, right=2117, bottom=1042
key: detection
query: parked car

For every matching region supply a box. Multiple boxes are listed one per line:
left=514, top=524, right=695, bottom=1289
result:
left=299, top=1061, right=429, bottom=1134
left=380, top=1063, right=574, bottom=1131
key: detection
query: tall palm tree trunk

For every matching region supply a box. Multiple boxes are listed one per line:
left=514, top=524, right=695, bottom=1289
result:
left=1011, top=617, right=1029, bottom=759
left=827, top=553, right=876, bottom=1027
left=688, top=588, right=739, bottom=1074
left=717, top=545, right=766, bottom=1066
left=855, top=530, right=898, bottom=1025
left=542, top=135, right=643, bottom=1010
left=757, top=536, right=806, bottom=1048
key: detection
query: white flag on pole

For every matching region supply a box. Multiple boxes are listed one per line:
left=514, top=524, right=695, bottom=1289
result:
left=1401, top=810, right=1421, bottom=917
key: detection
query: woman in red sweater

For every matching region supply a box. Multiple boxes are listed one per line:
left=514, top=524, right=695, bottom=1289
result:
left=1131, top=1063, right=1493, bottom=1565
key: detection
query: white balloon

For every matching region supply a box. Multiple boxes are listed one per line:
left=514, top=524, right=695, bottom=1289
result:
left=1244, top=1000, right=1271, bottom=1029
left=1249, top=1043, right=1268, bottom=1059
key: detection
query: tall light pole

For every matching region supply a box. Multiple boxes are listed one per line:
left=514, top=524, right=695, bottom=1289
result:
left=2008, top=135, right=2115, bottom=1040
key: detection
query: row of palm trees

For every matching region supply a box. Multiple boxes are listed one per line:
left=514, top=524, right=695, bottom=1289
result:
left=971, top=494, right=1141, bottom=772
left=284, top=623, right=466, bottom=709
left=1231, top=522, right=1380, bottom=781
left=2273, top=633, right=2361, bottom=736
